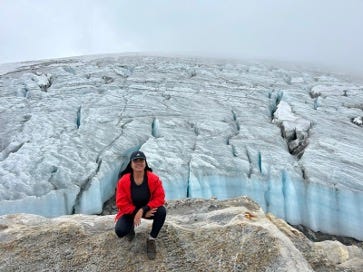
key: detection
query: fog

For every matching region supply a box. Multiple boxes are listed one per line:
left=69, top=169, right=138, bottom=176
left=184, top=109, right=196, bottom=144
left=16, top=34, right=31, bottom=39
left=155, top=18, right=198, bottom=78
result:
left=1, top=0, right=362, bottom=75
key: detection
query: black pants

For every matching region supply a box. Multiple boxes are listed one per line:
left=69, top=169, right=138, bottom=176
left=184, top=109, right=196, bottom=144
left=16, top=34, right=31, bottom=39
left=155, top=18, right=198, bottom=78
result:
left=115, top=206, right=166, bottom=239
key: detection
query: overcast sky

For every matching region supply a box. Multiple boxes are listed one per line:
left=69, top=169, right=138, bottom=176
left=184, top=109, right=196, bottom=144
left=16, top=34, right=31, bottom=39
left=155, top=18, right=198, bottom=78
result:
left=1, top=0, right=362, bottom=75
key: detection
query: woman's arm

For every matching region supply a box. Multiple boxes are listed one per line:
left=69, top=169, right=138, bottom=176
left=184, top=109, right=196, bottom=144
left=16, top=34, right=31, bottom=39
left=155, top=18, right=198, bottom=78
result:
left=115, top=176, right=136, bottom=215
left=147, top=174, right=166, bottom=208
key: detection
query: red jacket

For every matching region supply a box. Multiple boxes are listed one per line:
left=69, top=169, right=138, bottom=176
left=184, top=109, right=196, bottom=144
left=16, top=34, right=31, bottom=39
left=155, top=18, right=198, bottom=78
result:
left=115, top=171, right=165, bottom=221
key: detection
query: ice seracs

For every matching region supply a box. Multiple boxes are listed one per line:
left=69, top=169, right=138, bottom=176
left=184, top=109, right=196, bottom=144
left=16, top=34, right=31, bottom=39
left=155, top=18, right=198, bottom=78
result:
left=0, top=55, right=362, bottom=240
left=272, top=100, right=311, bottom=157
left=352, top=116, right=362, bottom=126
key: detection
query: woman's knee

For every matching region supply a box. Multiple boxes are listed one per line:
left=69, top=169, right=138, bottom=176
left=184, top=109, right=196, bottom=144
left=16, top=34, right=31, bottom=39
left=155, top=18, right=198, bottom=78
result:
left=115, top=225, right=128, bottom=238
left=156, top=206, right=167, bottom=218
left=114, top=216, right=132, bottom=238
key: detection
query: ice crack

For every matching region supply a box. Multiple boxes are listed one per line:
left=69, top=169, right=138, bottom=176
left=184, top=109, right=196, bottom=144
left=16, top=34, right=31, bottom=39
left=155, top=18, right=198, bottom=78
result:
left=72, top=159, right=102, bottom=214
left=76, top=106, right=81, bottom=129
left=227, top=110, right=240, bottom=157
left=268, top=90, right=284, bottom=118
left=0, top=142, right=25, bottom=161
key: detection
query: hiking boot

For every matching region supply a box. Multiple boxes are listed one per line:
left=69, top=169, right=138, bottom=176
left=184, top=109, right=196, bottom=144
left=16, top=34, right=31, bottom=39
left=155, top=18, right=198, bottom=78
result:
left=146, top=238, right=156, bottom=260
left=126, top=228, right=135, bottom=241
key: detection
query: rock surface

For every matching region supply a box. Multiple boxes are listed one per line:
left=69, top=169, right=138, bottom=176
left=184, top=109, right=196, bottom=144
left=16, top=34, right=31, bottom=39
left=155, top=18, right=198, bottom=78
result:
left=0, top=197, right=362, bottom=272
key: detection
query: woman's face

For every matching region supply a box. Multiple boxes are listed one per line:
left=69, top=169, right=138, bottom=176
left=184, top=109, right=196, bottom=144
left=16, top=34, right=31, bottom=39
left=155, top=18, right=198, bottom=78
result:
left=131, top=158, right=146, bottom=173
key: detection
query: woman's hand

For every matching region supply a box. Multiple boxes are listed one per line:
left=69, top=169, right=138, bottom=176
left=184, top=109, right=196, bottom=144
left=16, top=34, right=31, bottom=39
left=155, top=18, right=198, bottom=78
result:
left=134, top=209, right=143, bottom=227
left=144, top=208, right=157, bottom=218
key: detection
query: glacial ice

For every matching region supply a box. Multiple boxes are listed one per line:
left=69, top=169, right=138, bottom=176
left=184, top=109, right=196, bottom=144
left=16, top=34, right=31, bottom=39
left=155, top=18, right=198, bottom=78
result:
left=0, top=55, right=362, bottom=240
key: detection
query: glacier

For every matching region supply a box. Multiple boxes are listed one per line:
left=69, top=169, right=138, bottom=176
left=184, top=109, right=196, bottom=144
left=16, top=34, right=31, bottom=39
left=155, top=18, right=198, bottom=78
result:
left=0, top=54, right=362, bottom=240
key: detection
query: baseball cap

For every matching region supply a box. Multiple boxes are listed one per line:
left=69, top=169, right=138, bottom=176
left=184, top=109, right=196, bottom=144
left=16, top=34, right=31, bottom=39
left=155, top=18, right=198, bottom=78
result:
left=130, top=151, right=146, bottom=161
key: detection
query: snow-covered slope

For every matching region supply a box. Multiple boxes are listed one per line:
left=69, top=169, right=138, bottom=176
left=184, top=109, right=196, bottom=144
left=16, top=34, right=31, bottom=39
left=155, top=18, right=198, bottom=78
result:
left=0, top=55, right=362, bottom=240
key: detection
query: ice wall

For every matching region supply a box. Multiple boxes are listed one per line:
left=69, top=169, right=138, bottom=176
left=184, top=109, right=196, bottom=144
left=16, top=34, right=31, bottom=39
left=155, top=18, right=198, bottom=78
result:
left=183, top=173, right=363, bottom=241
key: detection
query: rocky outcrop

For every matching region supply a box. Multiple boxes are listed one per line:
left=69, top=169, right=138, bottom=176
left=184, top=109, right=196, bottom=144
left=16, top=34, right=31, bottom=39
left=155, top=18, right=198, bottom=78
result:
left=0, top=197, right=362, bottom=272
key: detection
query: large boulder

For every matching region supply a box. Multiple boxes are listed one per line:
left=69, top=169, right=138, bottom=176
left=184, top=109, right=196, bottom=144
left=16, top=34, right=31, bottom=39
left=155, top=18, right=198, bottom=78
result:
left=1, top=197, right=362, bottom=271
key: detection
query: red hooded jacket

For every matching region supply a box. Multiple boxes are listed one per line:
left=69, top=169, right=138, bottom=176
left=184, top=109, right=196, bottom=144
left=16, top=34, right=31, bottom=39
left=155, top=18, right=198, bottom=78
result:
left=115, top=171, right=165, bottom=221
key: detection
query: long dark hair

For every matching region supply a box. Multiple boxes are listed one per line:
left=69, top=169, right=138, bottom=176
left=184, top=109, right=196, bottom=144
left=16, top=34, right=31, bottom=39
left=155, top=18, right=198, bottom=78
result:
left=119, top=159, right=153, bottom=178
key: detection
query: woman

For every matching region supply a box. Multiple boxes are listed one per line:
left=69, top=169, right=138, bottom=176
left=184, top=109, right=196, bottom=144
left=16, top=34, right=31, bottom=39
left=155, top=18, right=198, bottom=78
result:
left=115, top=150, right=166, bottom=260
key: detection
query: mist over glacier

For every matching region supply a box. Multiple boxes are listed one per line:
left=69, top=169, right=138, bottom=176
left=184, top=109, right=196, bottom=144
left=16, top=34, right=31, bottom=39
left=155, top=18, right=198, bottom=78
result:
left=0, top=55, right=362, bottom=240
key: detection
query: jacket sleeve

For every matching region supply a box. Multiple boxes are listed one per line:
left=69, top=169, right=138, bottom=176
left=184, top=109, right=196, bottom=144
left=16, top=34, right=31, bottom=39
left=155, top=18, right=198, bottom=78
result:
left=115, top=175, right=136, bottom=215
left=147, top=174, right=166, bottom=208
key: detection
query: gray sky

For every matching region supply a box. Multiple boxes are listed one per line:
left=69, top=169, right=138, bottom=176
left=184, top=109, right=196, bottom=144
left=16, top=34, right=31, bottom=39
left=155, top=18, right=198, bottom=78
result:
left=1, top=0, right=363, bottom=75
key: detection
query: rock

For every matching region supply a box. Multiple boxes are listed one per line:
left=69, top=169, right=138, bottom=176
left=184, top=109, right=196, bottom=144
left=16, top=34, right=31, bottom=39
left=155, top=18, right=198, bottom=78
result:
left=0, top=197, right=362, bottom=271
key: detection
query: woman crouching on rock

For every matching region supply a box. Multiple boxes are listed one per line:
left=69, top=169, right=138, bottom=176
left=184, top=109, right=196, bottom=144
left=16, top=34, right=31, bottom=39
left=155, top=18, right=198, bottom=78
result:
left=115, top=151, right=167, bottom=260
